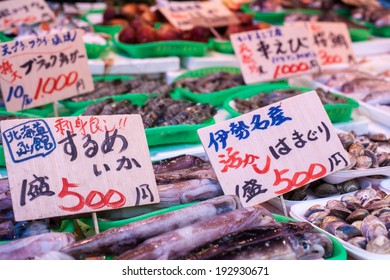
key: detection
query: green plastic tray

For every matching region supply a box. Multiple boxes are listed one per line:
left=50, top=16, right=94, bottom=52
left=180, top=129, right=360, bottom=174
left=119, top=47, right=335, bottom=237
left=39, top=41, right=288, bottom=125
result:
left=81, top=9, right=123, bottom=38
left=0, top=104, right=54, bottom=117
left=174, top=67, right=251, bottom=107
left=241, top=3, right=287, bottom=24
left=85, top=41, right=110, bottom=59
left=349, top=28, right=372, bottom=42
left=77, top=210, right=345, bottom=260
left=223, top=83, right=359, bottom=123
left=273, top=214, right=347, bottom=260
left=0, top=111, right=41, bottom=166
left=112, top=36, right=210, bottom=58
left=211, top=38, right=234, bottom=54
left=72, top=96, right=216, bottom=147
left=60, top=74, right=146, bottom=112
left=365, top=22, right=390, bottom=37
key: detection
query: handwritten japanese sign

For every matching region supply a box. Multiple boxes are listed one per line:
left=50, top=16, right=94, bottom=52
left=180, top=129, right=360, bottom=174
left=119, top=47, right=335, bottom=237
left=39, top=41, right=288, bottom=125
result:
left=230, top=25, right=320, bottom=84
left=286, top=22, right=355, bottom=66
left=0, top=29, right=94, bottom=112
left=0, top=0, right=55, bottom=31
left=158, top=1, right=239, bottom=30
left=198, top=91, right=349, bottom=207
left=1, top=115, right=159, bottom=221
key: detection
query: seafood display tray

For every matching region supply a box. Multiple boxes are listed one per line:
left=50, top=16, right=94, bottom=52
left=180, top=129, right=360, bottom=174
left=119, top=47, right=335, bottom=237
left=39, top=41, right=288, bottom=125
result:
left=290, top=190, right=390, bottom=260
left=88, top=51, right=181, bottom=75
left=223, top=83, right=358, bottom=123
left=290, top=74, right=390, bottom=129
left=77, top=208, right=346, bottom=260
left=323, top=167, right=390, bottom=184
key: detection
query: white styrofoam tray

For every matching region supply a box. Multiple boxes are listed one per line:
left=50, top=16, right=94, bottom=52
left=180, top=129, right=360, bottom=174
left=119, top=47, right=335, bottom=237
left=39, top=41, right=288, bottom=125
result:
left=290, top=189, right=390, bottom=260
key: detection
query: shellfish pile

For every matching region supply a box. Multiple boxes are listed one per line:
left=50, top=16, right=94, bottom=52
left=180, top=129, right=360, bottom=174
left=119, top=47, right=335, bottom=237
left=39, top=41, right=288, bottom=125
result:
left=175, top=72, right=245, bottom=94
left=304, top=188, right=390, bottom=254
left=83, top=96, right=217, bottom=128
left=70, top=77, right=172, bottom=102
left=234, top=88, right=347, bottom=114
left=338, top=132, right=390, bottom=170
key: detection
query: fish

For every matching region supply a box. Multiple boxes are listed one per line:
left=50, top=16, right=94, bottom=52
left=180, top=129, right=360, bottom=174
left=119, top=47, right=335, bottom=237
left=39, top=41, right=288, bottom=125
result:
left=61, top=195, right=241, bottom=259
left=34, top=251, right=75, bottom=260
left=158, top=179, right=223, bottom=204
left=116, top=205, right=278, bottom=260
left=341, top=78, right=390, bottom=95
left=186, top=222, right=332, bottom=260
left=0, top=191, right=12, bottom=211
left=0, top=209, right=14, bottom=223
left=363, top=90, right=390, bottom=105
left=0, top=220, right=13, bottom=238
left=152, top=155, right=206, bottom=174
left=317, top=70, right=372, bottom=90
left=0, top=232, right=75, bottom=260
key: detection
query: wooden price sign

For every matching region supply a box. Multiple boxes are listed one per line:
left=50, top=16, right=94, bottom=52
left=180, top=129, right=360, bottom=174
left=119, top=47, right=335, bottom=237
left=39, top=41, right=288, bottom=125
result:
left=286, top=22, right=356, bottom=66
left=310, top=22, right=355, bottom=66
left=0, top=0, right=56, bottom=31
left=230, top=25, right=320, bottom=84
left=158, top=1, right=239, bottom=30
left=0, top=29, right=94, bottom=112
left=1, top=115, right=159, bottom=221
left=198, top=91, right=350, bottom=207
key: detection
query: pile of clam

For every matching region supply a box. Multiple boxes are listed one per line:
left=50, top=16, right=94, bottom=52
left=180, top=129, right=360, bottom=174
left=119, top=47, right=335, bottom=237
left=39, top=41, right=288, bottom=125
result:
left=338, top=132, right=390, bottom=170
left=304, top=188, right=390, bottom=254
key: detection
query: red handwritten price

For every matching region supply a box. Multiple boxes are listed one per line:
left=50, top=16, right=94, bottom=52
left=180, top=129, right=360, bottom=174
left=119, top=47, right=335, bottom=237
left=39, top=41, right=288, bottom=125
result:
left=319, top=50, right=342, bottom=65
left=34, top=71, right=78, bottom=100
left=273, top=163, right=327, bottom=195
left=2, top=16, right=37, bottom=28
left=273, top=62, right=310, bottom=79
left=58, top=178, right=126, bottom=212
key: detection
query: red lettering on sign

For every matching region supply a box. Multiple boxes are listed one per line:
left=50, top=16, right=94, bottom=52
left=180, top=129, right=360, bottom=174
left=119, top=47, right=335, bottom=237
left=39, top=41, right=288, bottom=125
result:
left=34, top=71, right=78, bottom=100
left=273, top=62, right=309, bottom=79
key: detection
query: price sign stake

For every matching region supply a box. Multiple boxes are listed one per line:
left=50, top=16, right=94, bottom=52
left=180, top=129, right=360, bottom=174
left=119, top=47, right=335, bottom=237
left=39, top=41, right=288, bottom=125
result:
left=230, top=25, right=320, bottom=84
left=0, top=0, right=56, bottom=31
left=0, top=29, right=94, bottom=112
left=198, top=91, right=350, bottom=207
left=1, top=115, right=159, bottom=221
left=159, top=1, right=239, bottom=30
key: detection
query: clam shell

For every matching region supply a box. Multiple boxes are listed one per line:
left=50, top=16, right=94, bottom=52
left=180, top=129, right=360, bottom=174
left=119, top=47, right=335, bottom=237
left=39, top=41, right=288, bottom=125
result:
left=304, top=204, right=326, bottom=218
left=346, top=209, right=370, bottom=224
left=347, top=236, right=367, bottom=249
left=338, top=133, right=355, bottom=150
left=329, top=206, right=352, bottom=220
left=366, top=236, right=390, bottom=254
left=348, top=143, right=365, bottom=157
left=323, top=221, right=348, bottom=235
left=311, top=183, right=339, bottom=198
left=334, top=224, right=362, bottom=241
left=354, top=155, right=372, bottom=169
left=354, top=189, right=377, bottom=203
left=361, top=215, right=388, bottom=241
left=369, top=133, right=388, bottom=142
left=352, top=220, right=363, bottom=232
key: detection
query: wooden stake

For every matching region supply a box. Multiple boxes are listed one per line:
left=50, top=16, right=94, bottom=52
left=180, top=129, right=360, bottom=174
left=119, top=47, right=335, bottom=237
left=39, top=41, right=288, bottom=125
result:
left=53, top=102, right=59, bottom=117
left=279, top=195, right=288, bottom=217
left=209, top=27, right=223, bottom=40
left=92, top=212, right=100, bottom=235
left=91, top=212, right=105, bottom=260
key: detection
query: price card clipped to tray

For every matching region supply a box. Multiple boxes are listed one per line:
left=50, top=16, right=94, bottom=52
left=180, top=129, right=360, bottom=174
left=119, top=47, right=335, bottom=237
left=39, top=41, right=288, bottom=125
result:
left=286, top=22, right=356, bottom=66
left=1, top=115, right=159, bottom=222
left=158, top=1, right=239, bottom=30
left=198, top=91, right=350, bottom=209
left=0, top=0, right=56, bottom=31
left=230, top=25, right=321, bottom=84
left=0, top=29, right=94, bottom=112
